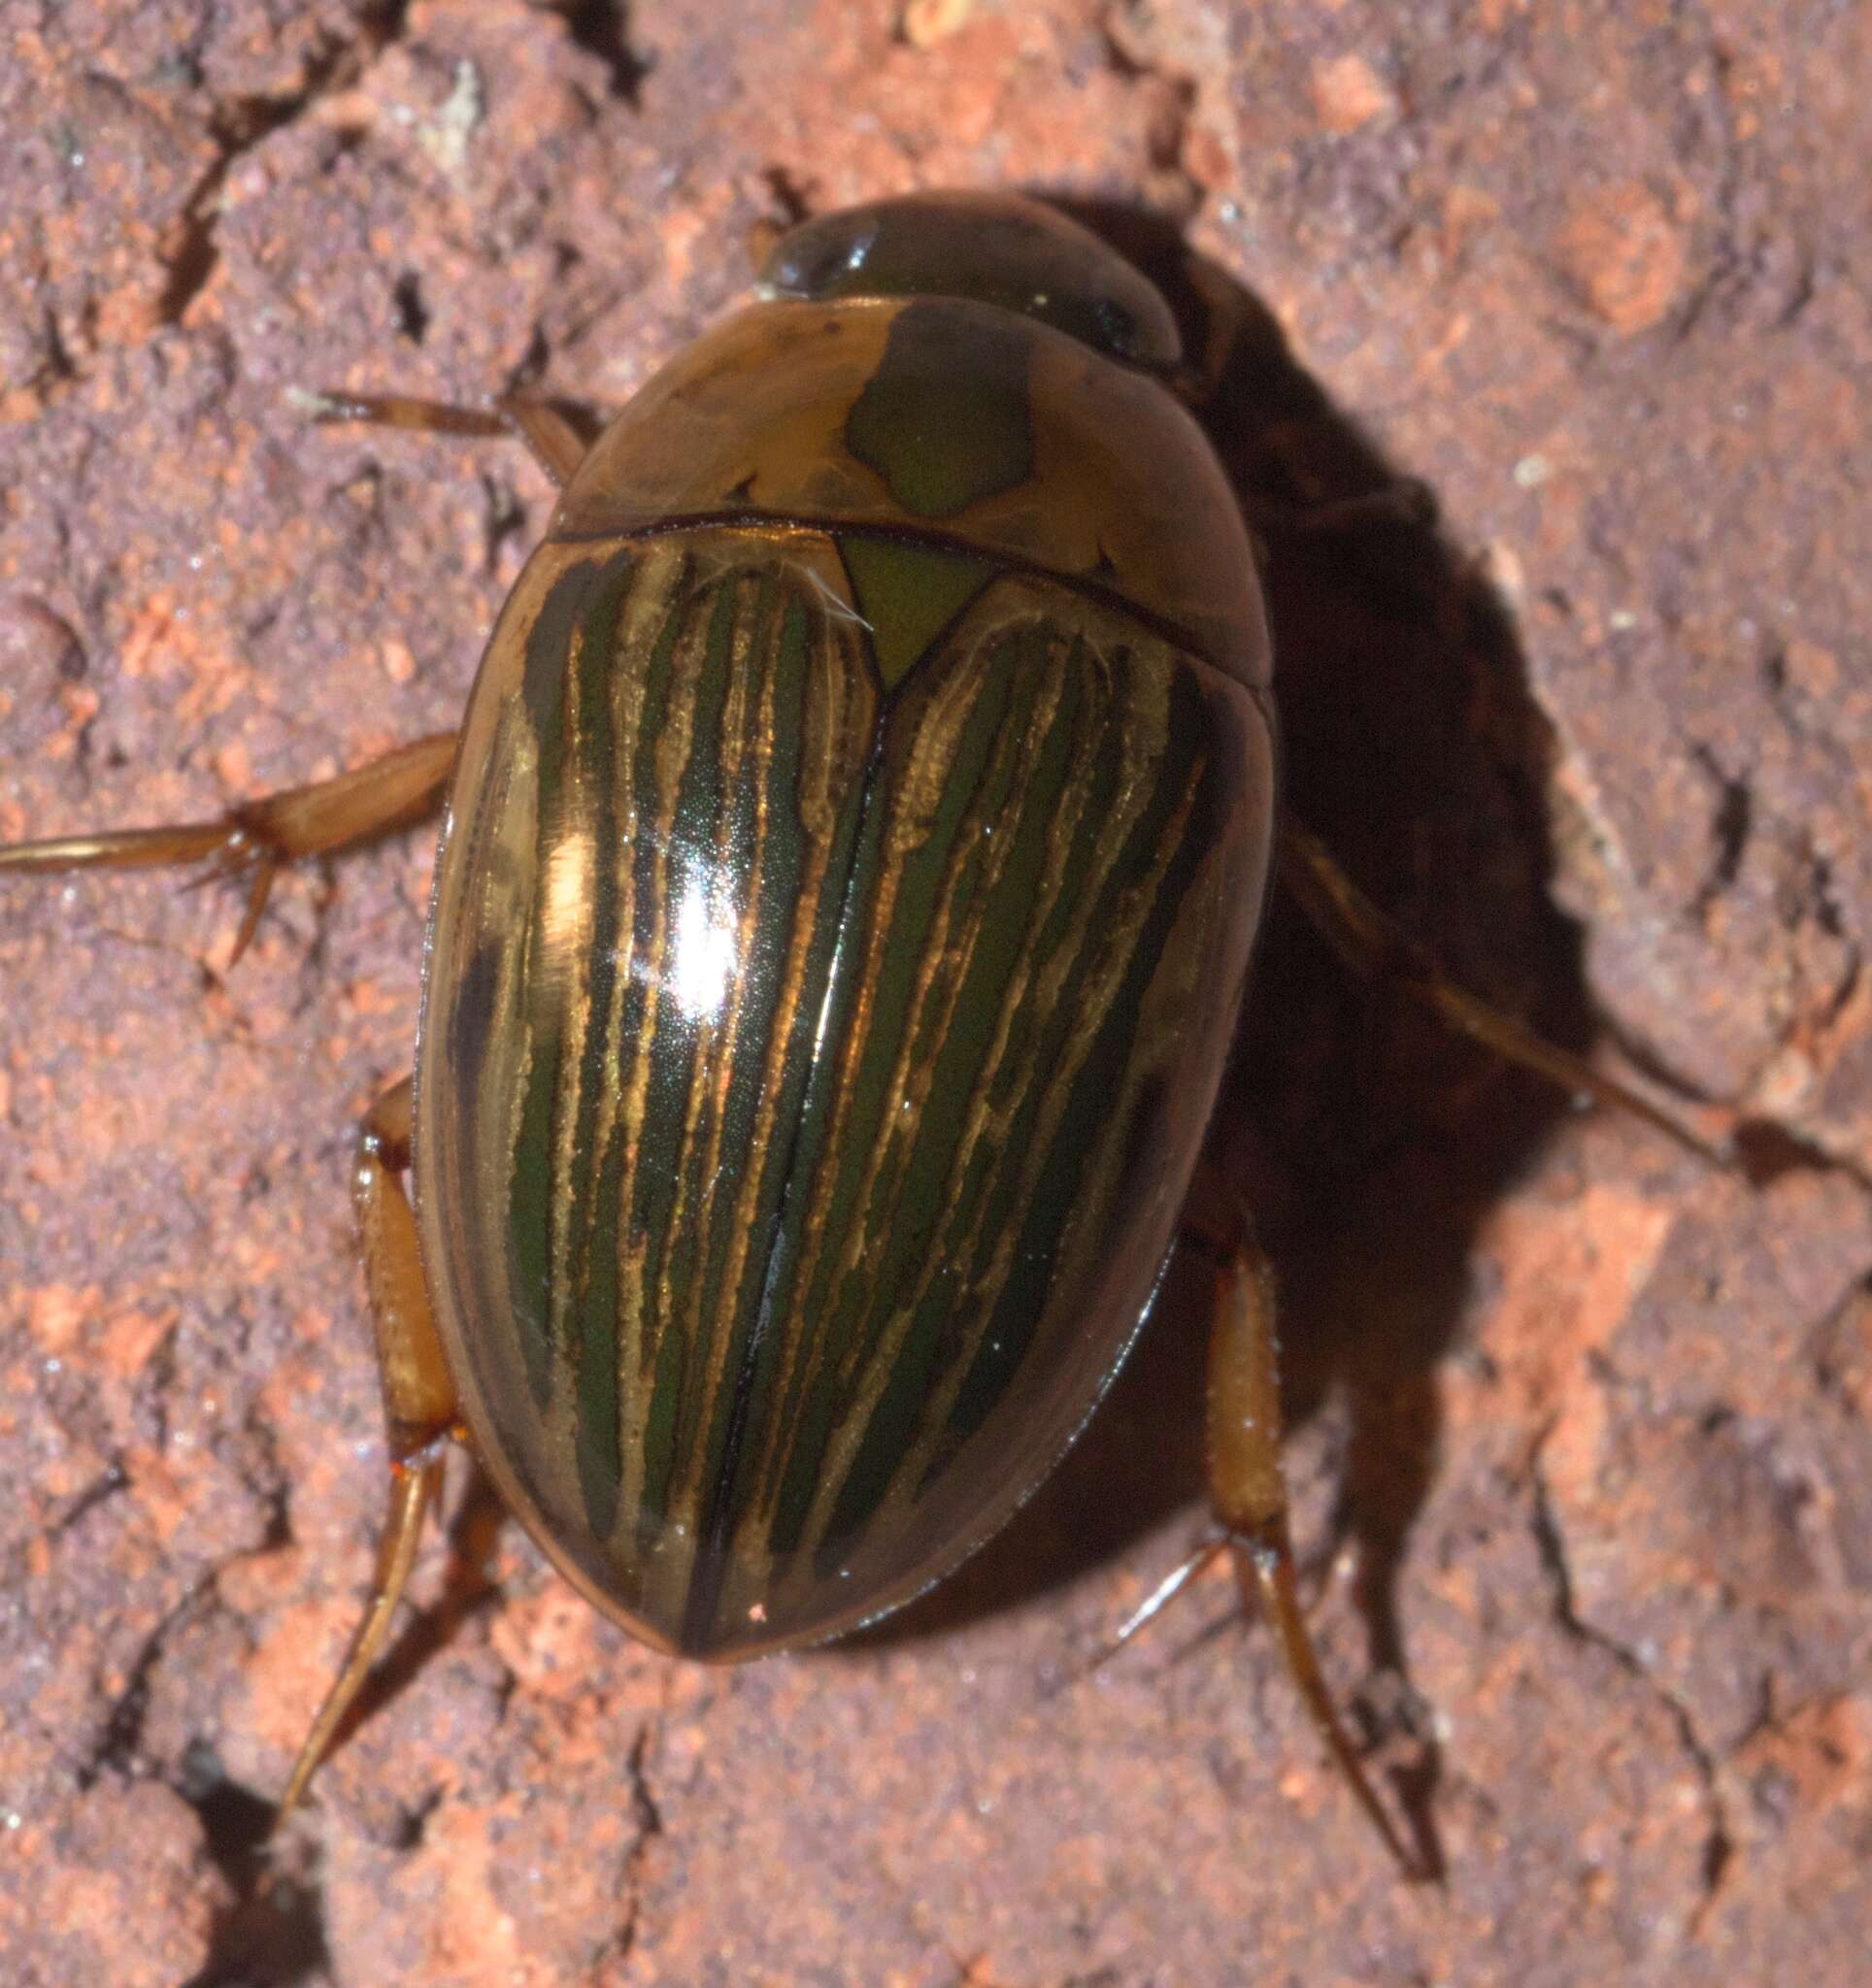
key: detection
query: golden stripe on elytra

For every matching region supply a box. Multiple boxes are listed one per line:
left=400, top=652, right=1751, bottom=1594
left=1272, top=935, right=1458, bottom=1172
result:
left=799, top=635, right=1071, bottom=1406
left=784, top=641, right=1075, bottom=1540
left=887, top=700, right=1203, bottom=1541
left=663, top=571, right=803, bottom=1510
left=653, top=576, right=755, bottom=1482
left=590, top=550, right=684, bottom=1536
left=611, top=567, right=711, bottom=1526
left=721, top=577, right=878, bottom=1541
left=652, top=561, right=864, bottom=1525
left=532, top=547, right=662, bottom=1530
left=686, top=575, right=876, bottom=1524
left=668, top=581, right=771, bottom=1487
left=746, top=574, right=1026, bottom=1496
left=675, top=575, right=769, bottom=1452
left=541, top=576, right=605, bottom=1403
left=734, top=601, right=1073, bottom=1552
left=749, top=630, right=981, bottom=1534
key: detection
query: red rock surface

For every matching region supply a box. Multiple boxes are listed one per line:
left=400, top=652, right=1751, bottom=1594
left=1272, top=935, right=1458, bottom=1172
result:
left=1, top=3, right=1867, bottom=1983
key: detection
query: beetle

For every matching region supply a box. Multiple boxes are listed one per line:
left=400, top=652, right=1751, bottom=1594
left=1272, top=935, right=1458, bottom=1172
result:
left=0, top=189, right=1716, bottom=1872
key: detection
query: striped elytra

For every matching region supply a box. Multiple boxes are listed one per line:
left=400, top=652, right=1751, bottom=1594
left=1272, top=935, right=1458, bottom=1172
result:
left=415, top=197, right=1277, bottom=1660
left=421, top=528, right=1272, bottom=1654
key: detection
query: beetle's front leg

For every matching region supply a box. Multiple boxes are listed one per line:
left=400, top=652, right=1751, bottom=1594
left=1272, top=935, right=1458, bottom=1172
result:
left=308, top=390, right=590, bottom=487
left=276, top=1075, right=460, bottom=1823
left=1182, top=1166, right=1425, bottom=1882
left=0, top=730, right=456, bottom=964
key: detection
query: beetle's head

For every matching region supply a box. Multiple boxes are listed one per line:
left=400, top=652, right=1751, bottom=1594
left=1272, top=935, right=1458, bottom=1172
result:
left=757, top=190, right=1182, bottom=370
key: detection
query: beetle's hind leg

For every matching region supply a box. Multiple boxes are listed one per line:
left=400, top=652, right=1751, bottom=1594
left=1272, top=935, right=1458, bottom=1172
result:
left=0, top=730, right=455, bottom=966
left=306, top=390, right=588, bottom=487
left=1182, top=1175, right=1429, bottom=1883
left=275, top=1075, right=460, bottom=1824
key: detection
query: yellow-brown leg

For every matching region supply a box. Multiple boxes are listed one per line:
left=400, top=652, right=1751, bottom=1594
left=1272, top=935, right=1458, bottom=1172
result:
left=1280, top=815, right=1731, bottom=1165
left=309, top=390, right=587, bottom=487
left=1182, top=1169, right=1424, bottom=1881
left=0, top=731, right=456, bottom=965
left=275, top=1075, right=459, bottom=1822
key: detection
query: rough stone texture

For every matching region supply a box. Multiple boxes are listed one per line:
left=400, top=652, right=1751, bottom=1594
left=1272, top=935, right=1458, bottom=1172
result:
left=1, top=3, right=1867, bottom=1984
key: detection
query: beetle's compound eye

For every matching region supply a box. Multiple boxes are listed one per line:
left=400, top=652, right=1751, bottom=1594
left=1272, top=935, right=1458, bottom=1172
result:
left=767, top=216, right=881, bottom=297
left=757, top=189, right=1183, bottom=370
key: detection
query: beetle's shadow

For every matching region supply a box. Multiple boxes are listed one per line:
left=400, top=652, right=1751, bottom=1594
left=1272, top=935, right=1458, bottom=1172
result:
left=848, top=201, right=1593, bottom=1840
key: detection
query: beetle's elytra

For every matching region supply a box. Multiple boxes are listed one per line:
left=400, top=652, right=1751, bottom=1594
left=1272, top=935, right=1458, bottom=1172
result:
left=1, top=189, right=1711, bottom=1869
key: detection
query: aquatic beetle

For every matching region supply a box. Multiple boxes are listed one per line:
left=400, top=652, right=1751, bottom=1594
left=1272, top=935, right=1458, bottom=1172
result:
left=0, top=190, right=1717, bottom=1869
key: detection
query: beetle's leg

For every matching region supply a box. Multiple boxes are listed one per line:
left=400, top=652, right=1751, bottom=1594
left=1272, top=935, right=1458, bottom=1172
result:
left=1185, top=1170, right=1425, bottom=1882
left=276, top=1075, right=459, bottom=1823
left=1279, top=815, right=1731, bottom=1166
left=1168, top=254, right=1252, bottom=409
left=308, top=391, right=587, bottom=487
left=0, top=730, right=455, bottom=966
left=1248, top=483, right=1437, bottom=535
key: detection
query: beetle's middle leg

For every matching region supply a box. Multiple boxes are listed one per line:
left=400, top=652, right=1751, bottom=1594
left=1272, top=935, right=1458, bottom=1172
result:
left=275, top=1074, right=459, bottom=1823
left=1279, top=815, right=1731, bottom=1165
left=1182, top=1169, right=1425, bottom=1882
left=0, top=730, right=456, bottom=964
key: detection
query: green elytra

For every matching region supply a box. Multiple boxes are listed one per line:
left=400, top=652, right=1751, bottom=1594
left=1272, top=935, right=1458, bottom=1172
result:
left=425, top=527, right=1263, bottom=1655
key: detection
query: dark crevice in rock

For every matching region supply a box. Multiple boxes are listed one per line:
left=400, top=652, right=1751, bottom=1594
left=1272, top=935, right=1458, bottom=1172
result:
left=505, top=317, right=552, bottom=393
left=1528, top=1461, right=1735, bottom=1920
left=50, top=1457, right=130, bottom=1539
left=549, top=1, right=652, bottom=105
left=627, top=1717, right=664, bottom=1839
left=1729, top=1113, right=1872, bottom=1195
left=77, top=1577, right=211, bottom=1791
left=157, top=3, right=416, bottom=327
left=1690, top=742, right=1753, bottom=914
left=1094, top=8, right=1200, bottom=211
left=391, top=268, right=429, bottom=344
left=391, top=1782, right=446, bottom=1851
left=610, top=1715, right=667, bottom=1965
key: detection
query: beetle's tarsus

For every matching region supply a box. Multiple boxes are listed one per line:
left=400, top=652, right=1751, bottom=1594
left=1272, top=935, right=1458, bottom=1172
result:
left=227, top=855, right=280, bottom=969
left=272, top=1453, right=443, bottom=1830
left=0, top=820, right=228, bottom=875
left=1229, top=1513, right=1438, bottom=1886
left=0, top=733, right=457, bottom=971
left=308, top=389, right=511, bottom=440
left=268, top=1074, right=465, bottom=1821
